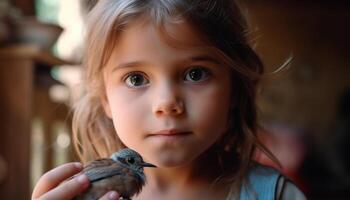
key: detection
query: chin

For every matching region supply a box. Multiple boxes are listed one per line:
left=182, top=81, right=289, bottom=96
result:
left=146, top=149, right=198, bottom=168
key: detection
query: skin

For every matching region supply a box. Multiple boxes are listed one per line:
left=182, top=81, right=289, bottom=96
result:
left=102, top=18, right=233, bottom=199
left=31, top=162, right=120, bottom=200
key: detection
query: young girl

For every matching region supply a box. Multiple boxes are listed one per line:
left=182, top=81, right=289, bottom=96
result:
left=32, top=0, right=307, bottom=199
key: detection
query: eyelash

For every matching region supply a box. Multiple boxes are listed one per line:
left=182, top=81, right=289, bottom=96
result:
left=123, top=67, right=212, bottom=88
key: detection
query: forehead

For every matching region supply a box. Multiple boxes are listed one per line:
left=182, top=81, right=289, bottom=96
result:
left=108, top=17, right=213, bottom=62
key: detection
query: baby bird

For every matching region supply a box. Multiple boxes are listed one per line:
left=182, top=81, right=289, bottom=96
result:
left=74, top=148, right=156, bottom=200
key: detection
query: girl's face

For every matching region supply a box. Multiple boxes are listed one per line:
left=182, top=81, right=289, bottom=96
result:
left=102, top=19, right=232, bottom=167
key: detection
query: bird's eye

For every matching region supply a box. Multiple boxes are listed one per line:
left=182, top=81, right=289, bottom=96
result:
left=126, top=157, right=135, bottom=165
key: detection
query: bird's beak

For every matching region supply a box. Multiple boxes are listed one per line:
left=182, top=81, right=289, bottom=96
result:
left=141, top=162, right=157, bottom=168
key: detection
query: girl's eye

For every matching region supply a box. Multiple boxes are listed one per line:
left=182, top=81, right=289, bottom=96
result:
left=184, top=67, right=211, bottom=82
left=124, top=72, right=149, bottom=88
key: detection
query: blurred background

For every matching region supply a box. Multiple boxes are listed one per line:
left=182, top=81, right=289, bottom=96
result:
left=0, top=0, right=349, bottom=199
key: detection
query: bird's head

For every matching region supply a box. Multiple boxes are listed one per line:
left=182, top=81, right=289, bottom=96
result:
left=110, top=148, right=156, bottom=181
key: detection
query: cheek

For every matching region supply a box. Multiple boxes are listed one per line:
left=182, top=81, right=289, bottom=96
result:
left=188, top=84, right=231, bottom=135
left=106, top=89, right=148, bottom=145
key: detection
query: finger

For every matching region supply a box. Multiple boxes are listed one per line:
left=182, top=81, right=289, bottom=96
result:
left=99, top=191, right=120, bottom=200
left=32, top=162, right=83, bottom=199
left=38, top=174, right=90, bottom=200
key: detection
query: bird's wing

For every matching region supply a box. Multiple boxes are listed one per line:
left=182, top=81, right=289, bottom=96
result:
left=82, top=158, right=124, bottom=182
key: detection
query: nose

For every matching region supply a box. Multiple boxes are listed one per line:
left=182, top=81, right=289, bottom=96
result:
left=152, top=82, right=184, bottom=116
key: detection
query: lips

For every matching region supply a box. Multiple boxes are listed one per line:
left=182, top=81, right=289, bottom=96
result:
left=149, top=129, right=191, bottom=136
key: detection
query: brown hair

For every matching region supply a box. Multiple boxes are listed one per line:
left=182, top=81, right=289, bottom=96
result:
left=72, top=0, right=279, bottom=194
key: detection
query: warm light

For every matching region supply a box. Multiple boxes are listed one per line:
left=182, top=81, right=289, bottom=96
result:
left=49, top=84, right=70, bottom=103
left=56, top=132, right=71, bottom=149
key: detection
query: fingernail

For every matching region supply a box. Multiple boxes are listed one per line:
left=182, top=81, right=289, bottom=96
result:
left=76, top=174, right=88, bottom=184
left=108, top=191, right=118, bottom=200
left=74, top=162, right=83, bottom=169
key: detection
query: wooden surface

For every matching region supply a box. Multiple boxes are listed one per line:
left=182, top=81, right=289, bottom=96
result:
left=0, top=45, right=77, bottom=66
left=11, top=0, right=35, bottom=16
left=0, top=54, right=33, bottom=200
left=0, top=44, right=71, bottom=199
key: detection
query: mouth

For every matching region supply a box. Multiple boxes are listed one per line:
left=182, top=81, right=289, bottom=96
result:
left=146, top=129, right=192, bottom=148
left=149, top=129, right=192, bottom=137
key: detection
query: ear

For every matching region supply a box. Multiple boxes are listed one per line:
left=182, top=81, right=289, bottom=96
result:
left=101, top=95, right=113, bottom=119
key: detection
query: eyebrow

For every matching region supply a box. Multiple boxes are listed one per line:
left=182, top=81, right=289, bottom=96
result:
left=113, top=61, right=145, bottom=72
left=189, top=55, right=221, bottom=65
left=112, top=54, right=221, bottom=72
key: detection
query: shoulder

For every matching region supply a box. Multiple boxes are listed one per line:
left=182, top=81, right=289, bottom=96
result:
left=277, top=177, right=307, bottom=200
left=239, top=163, right=307, bottom=200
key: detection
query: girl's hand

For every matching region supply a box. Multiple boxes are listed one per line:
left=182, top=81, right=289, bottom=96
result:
left=31, top=162, right=120, bottom=200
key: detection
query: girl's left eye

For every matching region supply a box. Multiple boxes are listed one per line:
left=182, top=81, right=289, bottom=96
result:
left=184, top=67, right=211, bottom=82
left=124, top=72, right=149, bottom=88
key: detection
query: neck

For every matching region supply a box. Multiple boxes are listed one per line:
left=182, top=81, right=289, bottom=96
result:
left=144, top=147, right=224, bottom=192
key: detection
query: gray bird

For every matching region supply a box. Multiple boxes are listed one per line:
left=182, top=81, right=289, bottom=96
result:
left=74, top=148, right=156, bottom=200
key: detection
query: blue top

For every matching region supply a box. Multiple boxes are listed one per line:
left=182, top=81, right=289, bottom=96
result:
left=239, top=164, right=281, bottom=200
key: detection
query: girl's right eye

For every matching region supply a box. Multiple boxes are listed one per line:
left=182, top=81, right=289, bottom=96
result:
left=124, top=72, right=149, bottom=88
